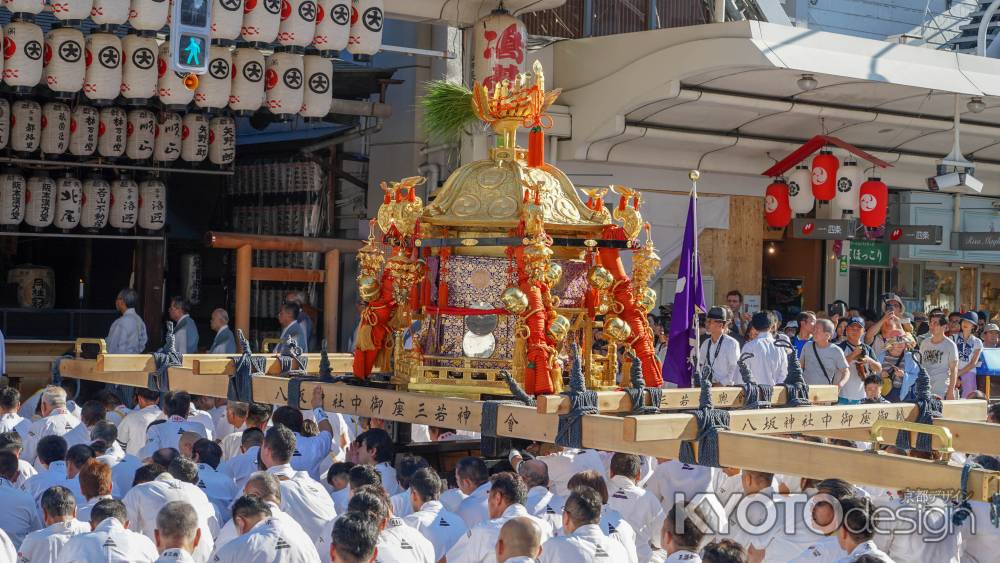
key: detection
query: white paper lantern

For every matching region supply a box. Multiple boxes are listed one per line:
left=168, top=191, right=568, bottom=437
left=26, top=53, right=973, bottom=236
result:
left=832, top=159, right=862, bottom=218
left=300, top=54, right=330, bottom=118
left=126, top=108, right=155, bottom=160
left=109, top=177, right=138, bottom=229
left=40, top=102, right=70, bottom=155
left=264, top=51, right=303, bottom=116
left=208, top=116, right=235, bottom=165
left=44, top=27, right=85, bottom=97
left=472, top=8, right=526, bottom=91
left=129, top=0, right=168, bottom=32
left=10, top=100, right=40, bottom=154
left=312, top=0, right=349, bottom=53
left=97, top=106, right=126, bottom=158
left=50, top=0, right=94, bottom=22
left=120, top=33, right=158, bottom=102
left=24, top=174, right=54, bottom=229
left=157, top=42, right=195, bottom=108
left=788, top=164, right=814, bottom=215
left=241, top=0, right=281, bottom=44
left=53, top=174, right=82, bottom=230
left=212, top=0, right=243, bottom=42
left=181, top=113, right=209, bottom=162
left=195, top=45, right=231, bottom=109
left=3, top=0, right=43, bottom=15
left=0, top=170, right=26, bottom=228
left=347, top=0, right=382, bottom=60
left=229, top=47, right=264, bottom=114
left=84, top=33, right=122, bottom=103
left=138, top=178, right=166, bottom=230
left=3, top=21, right=43, bottom=92
left=80, top=176, right=110, bottom=231
left=91, top=0, right=130, bottom=27
left=69, top=105, right=98, bottom=156
left=154, top=112, right=181, bottom=162
left=0, top=99, right=10, bottom=151
left=278, top=0, right=316, bottom=48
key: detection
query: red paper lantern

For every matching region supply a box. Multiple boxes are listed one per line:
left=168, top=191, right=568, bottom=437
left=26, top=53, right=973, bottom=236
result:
left=811, top=150, right=839, bottom=201
left=764, top=180, right=791, bottom=228
left=859, top=177, right=888, bottom=227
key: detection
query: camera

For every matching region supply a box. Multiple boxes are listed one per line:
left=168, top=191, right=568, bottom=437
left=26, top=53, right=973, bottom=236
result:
left=927, top=164, right=982, bottom=193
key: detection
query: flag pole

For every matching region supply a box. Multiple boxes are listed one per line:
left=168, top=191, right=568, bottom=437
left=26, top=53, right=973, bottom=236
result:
left=689, top=169, right=700, bottom=388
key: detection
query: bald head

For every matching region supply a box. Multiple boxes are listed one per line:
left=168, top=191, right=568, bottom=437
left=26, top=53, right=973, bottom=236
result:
left=496, top=517, right=541, bottom=562
left=245, top=471, right=282, bottom=505
left=178, top=432, right=202, bottom=459
left=517, top=459, right=549, bottom=489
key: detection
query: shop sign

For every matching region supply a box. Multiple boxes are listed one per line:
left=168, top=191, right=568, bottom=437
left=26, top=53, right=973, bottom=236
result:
left=791, top=218, right=856, bottom=240
left=849, top=239, right=889, bottom=268
left=839, top=257, right=849, bottom=274
left=952, top=231, right=1000, bottom=251
left=883, top=225, right=942, bottom=245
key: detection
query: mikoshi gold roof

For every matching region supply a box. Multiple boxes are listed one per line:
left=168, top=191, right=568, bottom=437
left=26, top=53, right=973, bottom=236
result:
left=422, top=151, right=610, bottom=233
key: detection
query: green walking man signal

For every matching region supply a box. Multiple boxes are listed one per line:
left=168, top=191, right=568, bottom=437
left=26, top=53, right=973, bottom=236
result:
left=169, top=0, right=212, bottom=74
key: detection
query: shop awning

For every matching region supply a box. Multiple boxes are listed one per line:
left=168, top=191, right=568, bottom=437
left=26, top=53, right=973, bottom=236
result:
left=552, top=20, right=1000, bottom=194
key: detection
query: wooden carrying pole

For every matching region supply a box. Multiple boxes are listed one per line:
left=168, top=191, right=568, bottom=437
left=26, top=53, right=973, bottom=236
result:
left=206, top=232, right=362, bottom=348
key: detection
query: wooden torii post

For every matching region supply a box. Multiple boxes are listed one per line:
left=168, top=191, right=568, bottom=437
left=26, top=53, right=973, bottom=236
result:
left=204, top=232, right=364, bottom=349
left=57, top=346, right=1000, bottom=501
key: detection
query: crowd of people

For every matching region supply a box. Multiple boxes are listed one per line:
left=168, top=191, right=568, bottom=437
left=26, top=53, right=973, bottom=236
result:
left=651, top=291, right=999, bottom=404
left=0, top=376, right=993, bottom=563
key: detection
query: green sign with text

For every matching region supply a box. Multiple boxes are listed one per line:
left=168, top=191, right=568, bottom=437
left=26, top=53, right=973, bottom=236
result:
left=849, top=240, right=889, bottom=268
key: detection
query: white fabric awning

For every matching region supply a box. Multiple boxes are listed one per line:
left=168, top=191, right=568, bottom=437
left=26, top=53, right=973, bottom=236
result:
left=552, top=20, right=1000, bottom=194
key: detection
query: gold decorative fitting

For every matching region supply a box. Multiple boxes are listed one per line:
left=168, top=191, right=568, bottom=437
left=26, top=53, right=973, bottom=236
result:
left=461, top=238, right=479, bottom=246
left=611, top=185, right=643, bottom=240
left=604, top=316, right=632, bottom=342
left=584, top=239, right=598, bottom=247
left=587, top=266, right=614, bottom=291
left=501, top=287, right=529, bottom=315
left=547, top=314, right=570, bottom=343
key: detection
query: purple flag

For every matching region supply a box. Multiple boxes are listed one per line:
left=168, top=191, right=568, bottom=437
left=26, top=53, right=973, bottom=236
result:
left=664, top=190, right=706, bottom=387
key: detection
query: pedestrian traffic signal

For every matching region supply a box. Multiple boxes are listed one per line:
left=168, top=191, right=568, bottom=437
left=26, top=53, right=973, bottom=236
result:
left=169, top=0, right=212, bottom=74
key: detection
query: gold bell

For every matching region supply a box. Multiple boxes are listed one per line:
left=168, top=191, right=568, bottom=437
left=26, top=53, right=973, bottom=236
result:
left=501, top=287, right=529, bottom=315
left=588, top=266, right=614, bottom=291
left=358, top=276, right=381, bottom=302
left=638, top=287, right=657, bottom=314
left=547, top=314, right=571, bottom=343
left=604, top=316, right=632, bottom=341
left=545, top=262, right=563, bottom=287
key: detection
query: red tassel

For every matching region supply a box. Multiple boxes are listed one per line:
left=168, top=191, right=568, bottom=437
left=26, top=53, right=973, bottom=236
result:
left=528, top=126, right=544, bottom=167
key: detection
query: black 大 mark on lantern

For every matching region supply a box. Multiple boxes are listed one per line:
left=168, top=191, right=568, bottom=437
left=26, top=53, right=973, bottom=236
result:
left=362, top=7, right=382, bottom=32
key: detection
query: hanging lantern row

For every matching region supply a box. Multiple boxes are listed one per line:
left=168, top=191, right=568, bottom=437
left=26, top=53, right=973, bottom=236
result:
left=765, top=152, right=889, bottom=229
left=0, top=99, right=235, bottom=165
left=1, top=21, right=337, bottom=120
left=0, top=0, right=381, bottom=58
left=0, top=168, right=166, bottom=233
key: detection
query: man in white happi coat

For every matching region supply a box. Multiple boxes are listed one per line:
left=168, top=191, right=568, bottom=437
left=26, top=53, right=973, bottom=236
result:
left=0, top=450, right=42, bottom=546
left=259, top=423, right=338, bottom=544
left=22, top=437, right=84, bottom=521
left=0, top=387, right=30, bottom=441
left=833, top=497, right=894, bottom=563
left=741, top=312, right=789, bottom=386
left=17, top=486, right=90, bottom=563
left=23, top=387, right=81, bottom=468
left=454, top=456, right=492, bottom=528
left=517, top=459, right=564, bottom=531
left=348, top=427, right=399, bottom=496
left=210, top=494, right=320, bottom=563
left=657, top=502, right=705, bottom=563
left=138, top=392, right=211, bottom=460
left=403, top=467, right=468, bottom=562
left=446, top=472, right=553, bottom=563
left=211, top=472, right=309, bottom=557
left=388, top=455, right=428, bottom=518
left=77, top=457, right=114, bottom=524
left=606, top=453, right=665, bottom=562
left=344, top=486, right=434, bottom=563
left=122, top=458, right=219, bottom=563
left=55, top=498, right=159, bottom=563
left=565, top=470, right=638, bottom=563
left=191, top=439, right=238, bottom=520
left=153, top=501, right=202, bottom=563
left=270, top=405, right=332, bottom=481
left=495, top=517, right=543, bottom=563
left=539, top=487, right=630, bottom=563
left=218, top=428, right=263, bottom=492
left=328, top=512, right=379, bottom=563
left=116, top=388, right=163, bottom=457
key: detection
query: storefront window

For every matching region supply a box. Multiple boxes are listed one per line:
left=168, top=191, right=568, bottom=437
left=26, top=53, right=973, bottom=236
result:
left=922, top=267, right=957, bottom=312
left=960, top=267, right=977, bottom=313
left=981, top=271, right=1000, bottom=316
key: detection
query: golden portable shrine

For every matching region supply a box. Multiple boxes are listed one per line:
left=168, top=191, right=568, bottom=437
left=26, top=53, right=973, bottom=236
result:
left=351, top=62, right=663, bottom=398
